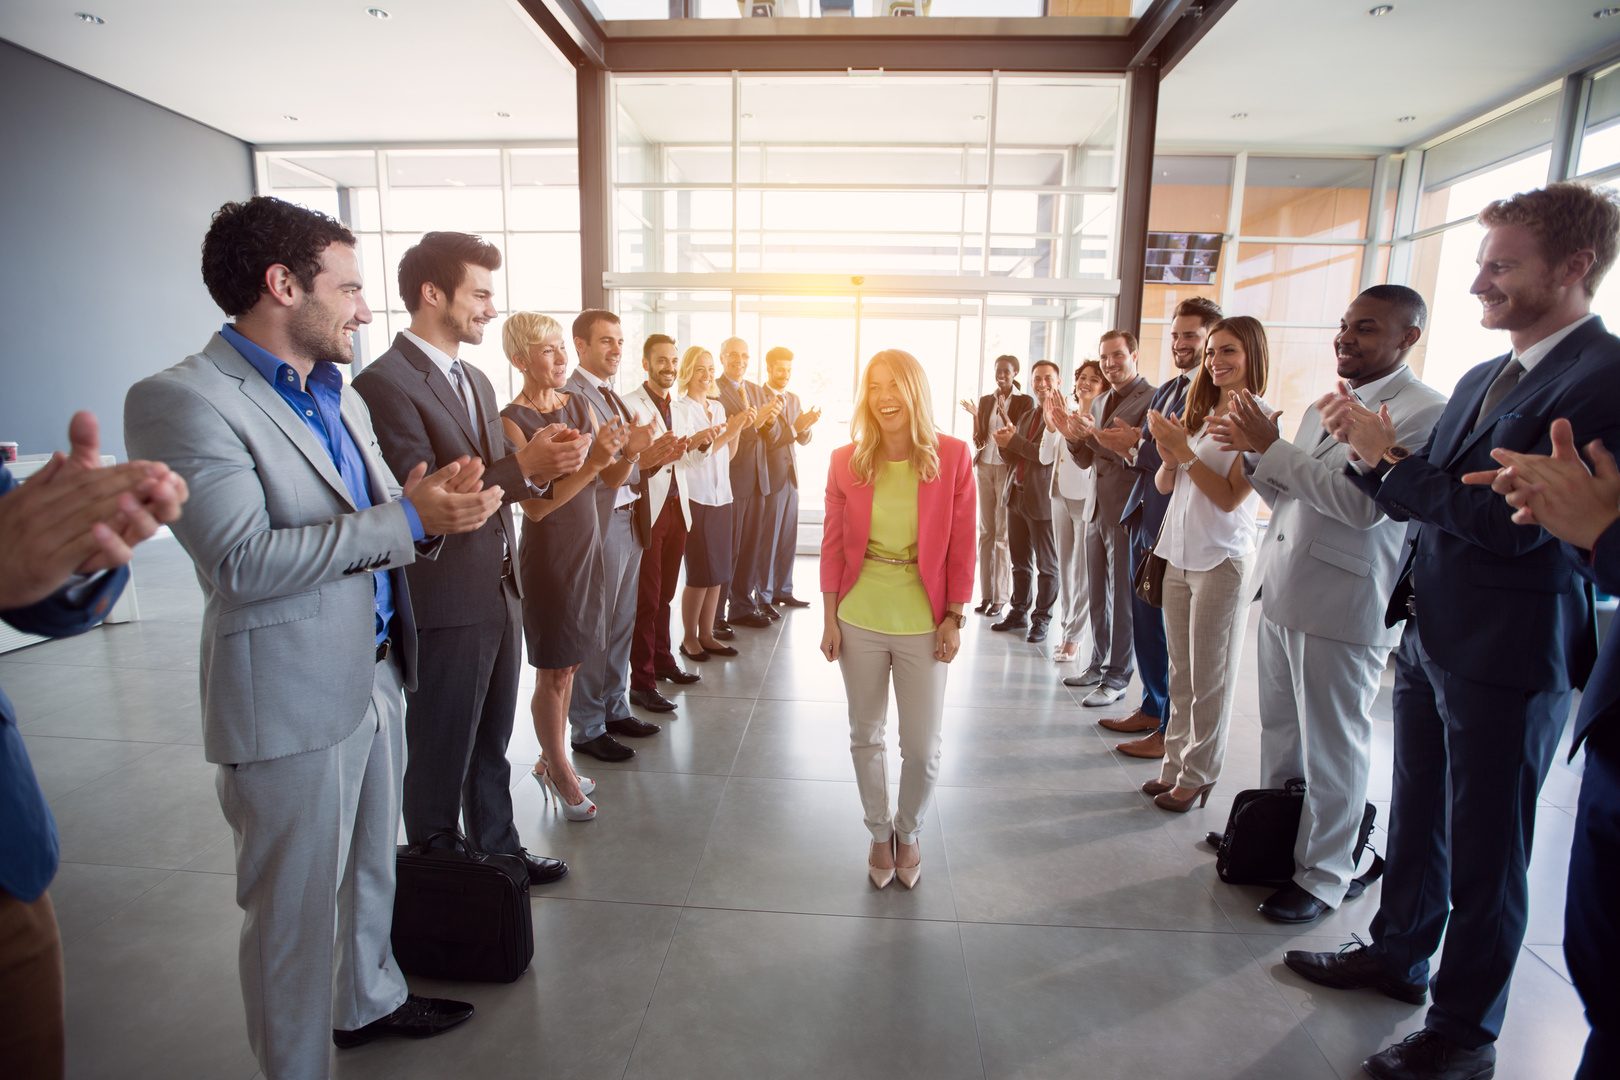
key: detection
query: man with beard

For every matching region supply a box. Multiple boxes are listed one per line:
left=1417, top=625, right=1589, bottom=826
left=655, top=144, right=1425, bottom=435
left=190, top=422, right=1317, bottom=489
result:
left=566, top=311, right=686, bottom=762
left=125, top=199, right=508, bottom=1076
left=1210, top=285, right=1446, bottom=926
left=1287, top=183, right=1620, bottom=1080
left=626, top=333, right=698, bottom=712
left=1053, top=331, right=1154, bottom=706
left=355, top=231, right=587, bottom=882
left=1089, top=297, right=1220, bottom=755
left=992, top=358, right=1061, bottom=642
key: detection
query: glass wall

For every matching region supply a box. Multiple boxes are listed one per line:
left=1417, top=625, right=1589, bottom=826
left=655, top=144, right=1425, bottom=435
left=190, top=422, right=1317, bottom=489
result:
left=258, top=147, right=582, bottom=400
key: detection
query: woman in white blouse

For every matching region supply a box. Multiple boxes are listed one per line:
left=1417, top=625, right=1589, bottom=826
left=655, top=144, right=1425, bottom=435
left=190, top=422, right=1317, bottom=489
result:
left=1047, top=360, right=1107, bottom=663
left=1143, top=315, right=1272, bottom=813
left=671, top=346, right=754, bottom=661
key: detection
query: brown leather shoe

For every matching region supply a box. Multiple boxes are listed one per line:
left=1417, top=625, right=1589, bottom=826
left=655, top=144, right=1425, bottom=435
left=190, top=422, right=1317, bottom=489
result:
left=1117, top=730, right=1166, bottom=759
left=1098, top=709, right=1159, bottom=734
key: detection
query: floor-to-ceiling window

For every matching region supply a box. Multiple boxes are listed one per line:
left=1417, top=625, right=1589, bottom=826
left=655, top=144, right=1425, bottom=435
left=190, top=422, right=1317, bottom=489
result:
left=607, top=71, right=1125, bottom=535
left=257, top=146, right=583, bottom=397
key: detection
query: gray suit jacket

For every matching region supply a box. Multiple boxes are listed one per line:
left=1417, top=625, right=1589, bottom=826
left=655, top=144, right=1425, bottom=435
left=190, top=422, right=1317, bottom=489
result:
left=124, top=333, right=435, bottom=765
left=1067, top=375, right=1153, bottom=526
left=717, top=377, right=771, bottom=498
left=352, top=334, right=524, bottom=630
left=1249, top=364, right=1448, bottom=647
left=565, top=367, right=643, bottom=522
left=761, top=388, right=804, bottom=492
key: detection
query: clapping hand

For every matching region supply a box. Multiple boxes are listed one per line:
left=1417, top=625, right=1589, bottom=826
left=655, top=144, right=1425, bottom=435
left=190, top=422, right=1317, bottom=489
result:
left=1462, top=417, right=1620, bottom=549
left=516, top=422, right=591, bottom=481
left=794, top=405, right=822, bottom=435
left=1317, top=380, right=1396, bottom=464
left=726, top=408, right=753, bottom=436
left=991, top=423, right=1016, bottom=448
left=1208, top=389, right=1282, bottom=454
left=1146, top=409, right=1191, bottom=465
left=1092, top=418, right=1140, bottom=456
left=587, top=417, right=629, bottom=468
left=1050, top=405, right=1094, bottom=442
left=403, top=457, right=503, bottom=535
left=755, top=396, right=784, bottom=430
left=959, top=398, right=977, bottom=418
left=622, top=419, right=657, bottom=459
left=639, top=430, right=688, bottom=471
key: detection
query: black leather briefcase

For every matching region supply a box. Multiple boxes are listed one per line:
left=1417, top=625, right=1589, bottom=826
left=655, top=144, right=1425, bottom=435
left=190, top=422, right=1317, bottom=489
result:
left=1211, top=779, right=1383, bottom=898
left=392, top=830, right=534, bottom=983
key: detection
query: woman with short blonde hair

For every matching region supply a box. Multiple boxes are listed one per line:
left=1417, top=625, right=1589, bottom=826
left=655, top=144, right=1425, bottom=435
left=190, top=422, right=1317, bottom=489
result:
left=820, top=349, right=976, bottom=890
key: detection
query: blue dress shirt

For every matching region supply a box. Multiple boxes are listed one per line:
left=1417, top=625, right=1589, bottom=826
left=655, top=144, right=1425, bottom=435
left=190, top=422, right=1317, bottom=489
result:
left=221, top=324, right=421, bottom=644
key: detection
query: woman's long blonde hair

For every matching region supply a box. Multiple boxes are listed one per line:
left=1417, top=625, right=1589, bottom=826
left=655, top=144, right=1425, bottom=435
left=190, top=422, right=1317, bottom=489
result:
left=850, top=349, right=941, bottom=485
left=676, top=345, right=714, bottom=398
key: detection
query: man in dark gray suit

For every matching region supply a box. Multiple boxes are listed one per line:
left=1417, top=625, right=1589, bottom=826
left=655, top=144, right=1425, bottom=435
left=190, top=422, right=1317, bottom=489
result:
left=717, top=336, right=783, bottom=628
left=992, top=358, right=1062, bottom=643
left=759, top=346, right=820, bottom=609
left=355, top=232, right=585, bottom=884
left=126, top=199, right=506, bottom=1076
left=1055, top=331, right=1154, bottom=706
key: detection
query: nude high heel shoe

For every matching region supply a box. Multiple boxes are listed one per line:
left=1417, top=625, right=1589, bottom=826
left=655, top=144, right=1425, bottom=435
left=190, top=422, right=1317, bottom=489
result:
left=868, top=837, right=896, bottom=889
left=1152, top=782, right=1215, bottom=813
left=894, top=839, right=921, bottom=889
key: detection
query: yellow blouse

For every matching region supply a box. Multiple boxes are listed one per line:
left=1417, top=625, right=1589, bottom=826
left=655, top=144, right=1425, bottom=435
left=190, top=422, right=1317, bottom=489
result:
left=837, top=459, right=935, bottom=636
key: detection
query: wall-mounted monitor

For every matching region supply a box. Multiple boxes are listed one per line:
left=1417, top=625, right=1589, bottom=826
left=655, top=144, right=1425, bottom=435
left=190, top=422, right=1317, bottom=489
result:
left=1144, top=231, right=1223, bottom=285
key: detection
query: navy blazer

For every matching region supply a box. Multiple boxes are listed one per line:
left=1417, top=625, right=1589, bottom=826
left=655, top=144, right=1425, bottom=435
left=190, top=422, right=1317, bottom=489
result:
left=0, top=463, right=129, bottom=901
left=1120, top=371, right=1192, bottom=541
left=1572, top=525, right=1620, bottom=751
left=718, top=377, right=772, bottom=499
left=1364, top=316, right=1620, bottom=693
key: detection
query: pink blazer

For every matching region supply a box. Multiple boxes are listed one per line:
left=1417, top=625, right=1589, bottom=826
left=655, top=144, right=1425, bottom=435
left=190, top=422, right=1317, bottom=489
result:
left=820, top=435, right=978, bottom=625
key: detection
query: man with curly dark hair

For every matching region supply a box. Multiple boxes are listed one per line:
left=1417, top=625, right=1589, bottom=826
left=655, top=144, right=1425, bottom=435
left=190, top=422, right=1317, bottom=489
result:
left=126, top=196, right=507, bottom=1077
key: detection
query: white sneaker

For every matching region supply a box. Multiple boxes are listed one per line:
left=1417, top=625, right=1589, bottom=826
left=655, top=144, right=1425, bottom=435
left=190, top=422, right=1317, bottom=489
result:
left=1082, top=685, right=1127, bottom=707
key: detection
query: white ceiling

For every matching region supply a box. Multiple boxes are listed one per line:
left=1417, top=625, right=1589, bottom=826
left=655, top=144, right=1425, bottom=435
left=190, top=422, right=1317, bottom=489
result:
left=1159, top=0, right=1620, bottom=152
left=0, top=0, right=579, bottom=144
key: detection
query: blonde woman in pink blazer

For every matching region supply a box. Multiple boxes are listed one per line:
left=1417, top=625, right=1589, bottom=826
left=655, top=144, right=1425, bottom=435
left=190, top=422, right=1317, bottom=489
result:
left=820, top=349, right=976, bottom=890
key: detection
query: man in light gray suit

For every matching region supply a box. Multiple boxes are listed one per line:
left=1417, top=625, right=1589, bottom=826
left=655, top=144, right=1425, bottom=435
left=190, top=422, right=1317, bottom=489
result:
left=124, top=198, right=504, bottom=1077
left=759, top=346, right=821, bottom=608
left=1055, top=331, right=1155, bottom=705
left=1212, top=285, right=1447, bottom=925
left=354, top=232, right=583, bottom=885
left=566, top=310, right=685, bottom=763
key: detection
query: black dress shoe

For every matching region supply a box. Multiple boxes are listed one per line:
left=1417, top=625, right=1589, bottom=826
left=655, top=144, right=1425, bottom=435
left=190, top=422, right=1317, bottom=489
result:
left=629, top=688, right=678, bottom=712
left=711, top=626, right=736, bottom=641
left=1026, top=623, right=1048, bottom=643
left=518, top=850, right=568, bottom=885
left=572, top=733, right=635, bottom=762
left=777, top=594, right=811, bottom=608
left=1283, top=939, right=1427, bottom=1004
left=730, top=610, right=772, bottom=629
left=714, top=618, right=732, bottom=633
left=761, top=604, right=782, bottom=621
left=607, top=715, right=662, bottom=737
left=1362, top=1031, right=1495, bottom=1080
left=334, top=995, right=474, bottom=1049
left=656, top=666, right=701, bottom=685
left=1063, top=668, right=1104, bottom=688
left=973, top=600, right=990, bottom=614
left=1259, top=882, right=1330, bottom=924
left=982, top=603, right=1004, bottom=617
left=991, top=614, right=1029, bottom=632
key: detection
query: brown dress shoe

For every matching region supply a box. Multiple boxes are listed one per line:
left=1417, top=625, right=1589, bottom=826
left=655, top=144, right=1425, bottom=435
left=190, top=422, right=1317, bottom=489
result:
left=1116, top=730, right=1166, bottom=759
left=1098, top=709, right=1160, bottom=734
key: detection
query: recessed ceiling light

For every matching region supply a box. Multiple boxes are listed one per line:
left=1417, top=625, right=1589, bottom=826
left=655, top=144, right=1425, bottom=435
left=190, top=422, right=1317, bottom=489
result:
left=445, top=178, right=466, bottom=187
left=1368, top=4, right=1395, bottom=16
left=495, top=111, right=511, bottom=118
left=1230, top=112, right=1248, bottom=120
left=1290, top=173, right=1302, bottom=180
left=1160, top=170, right=1170, bottom=177
left=972, top=114, right=986, bottom=121
left=74, top=11, right=104, bottom=24
left=367, top=7, right=391, bottom=19
left=282, top=114, right=299, bottom=121
left=1397, top=115, right=1416, bottom=123
left=740, top=112, right=754, bottom=120
left=1596, top=7, right=1620, bottom=18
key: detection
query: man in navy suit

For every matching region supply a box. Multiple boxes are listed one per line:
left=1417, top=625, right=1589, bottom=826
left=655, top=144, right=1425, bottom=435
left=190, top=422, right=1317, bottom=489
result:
left=0, top=412, right=187, bottom=1076
left=1464, top=416, right=1620, bottom=1080
left=1286, top=183, right=1620, bottom=1080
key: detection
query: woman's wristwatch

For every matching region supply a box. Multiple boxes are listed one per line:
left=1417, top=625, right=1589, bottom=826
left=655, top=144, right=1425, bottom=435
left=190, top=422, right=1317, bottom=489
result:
left=941, top=611, right=965, bottom=630
left=1176, top=456, right=1195, bottom=472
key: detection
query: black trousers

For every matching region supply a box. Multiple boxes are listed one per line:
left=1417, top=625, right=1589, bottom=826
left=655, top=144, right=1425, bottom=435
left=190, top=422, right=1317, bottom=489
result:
left=1007, top=498, right=1057, bottom=624
left=401, top=577, right=523, bottom=855
left=1570, top=726, right=1620, bottom=1079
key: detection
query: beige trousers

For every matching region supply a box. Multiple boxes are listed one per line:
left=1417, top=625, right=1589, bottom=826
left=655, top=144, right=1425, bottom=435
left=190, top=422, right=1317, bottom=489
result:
left=1159, top=556, right=1252, bottom=789
left=836, top=620, right=949, bottom=844
left=975, top=462, right=1012, bottom=605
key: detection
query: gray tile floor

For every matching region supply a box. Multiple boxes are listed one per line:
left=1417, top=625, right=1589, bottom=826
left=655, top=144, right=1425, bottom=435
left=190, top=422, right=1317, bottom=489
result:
left=4, top=538, right=1588, bottom=1079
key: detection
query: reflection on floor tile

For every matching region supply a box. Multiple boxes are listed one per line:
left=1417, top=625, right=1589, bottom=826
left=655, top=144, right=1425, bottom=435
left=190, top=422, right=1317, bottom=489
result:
left=24, top=545, right=1583, bottom=1078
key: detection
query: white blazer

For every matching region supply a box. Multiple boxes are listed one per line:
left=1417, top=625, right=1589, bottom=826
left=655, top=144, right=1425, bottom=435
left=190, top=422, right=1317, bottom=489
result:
left=622, top=382, right=676, bottom=517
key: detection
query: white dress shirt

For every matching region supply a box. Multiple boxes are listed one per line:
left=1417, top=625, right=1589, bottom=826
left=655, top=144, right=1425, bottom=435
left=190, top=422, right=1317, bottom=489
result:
left=1155, top=408, right=1271, bottom=572
left=582, top=370, right=641, bottom=511
left=672, top=395, right=733, bottom=507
